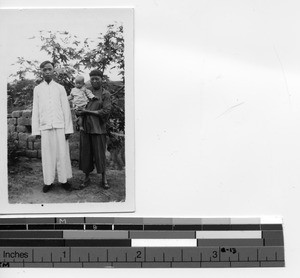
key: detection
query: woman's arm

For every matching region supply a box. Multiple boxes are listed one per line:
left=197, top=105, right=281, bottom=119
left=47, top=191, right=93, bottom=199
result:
left=78, top=109, right=99, bottom=116
left=77, top=91, right=112, bottom=119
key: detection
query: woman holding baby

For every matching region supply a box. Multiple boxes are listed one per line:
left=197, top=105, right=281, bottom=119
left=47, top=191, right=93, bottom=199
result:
left=75, top=69, right=112, bottom=190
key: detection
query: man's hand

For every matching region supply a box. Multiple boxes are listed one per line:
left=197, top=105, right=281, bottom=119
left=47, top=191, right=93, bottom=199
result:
left=65, top=134, right=71, bottom=140
left=36, top=135, right=41, bottom=140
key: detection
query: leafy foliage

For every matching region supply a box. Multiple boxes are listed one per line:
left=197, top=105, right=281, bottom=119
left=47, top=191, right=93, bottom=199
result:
left=7, top=131, right=19, bottom=166
left=7, top=79, right=36, bottom=112
left=81, top=24, right=125, bottom=81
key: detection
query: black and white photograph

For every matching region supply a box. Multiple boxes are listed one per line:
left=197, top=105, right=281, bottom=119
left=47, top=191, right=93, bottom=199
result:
left=0, top=8, right=134, bottom=213
left=2, top=1, right=300, bottom=277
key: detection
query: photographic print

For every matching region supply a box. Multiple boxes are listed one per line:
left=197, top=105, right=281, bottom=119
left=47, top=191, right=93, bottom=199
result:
left=0, top=8, right=134, bottom=213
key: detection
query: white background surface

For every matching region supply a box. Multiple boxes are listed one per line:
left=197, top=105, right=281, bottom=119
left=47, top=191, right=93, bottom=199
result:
left=0, top=0, right=300, bottom=277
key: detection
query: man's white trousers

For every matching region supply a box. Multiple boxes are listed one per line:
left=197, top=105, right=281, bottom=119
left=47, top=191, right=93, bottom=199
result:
left=41, top=128, right=72, bottom=185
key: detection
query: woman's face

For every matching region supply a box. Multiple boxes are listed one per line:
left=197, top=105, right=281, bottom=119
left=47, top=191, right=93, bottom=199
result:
left=90, top=76, right=102, bottom=90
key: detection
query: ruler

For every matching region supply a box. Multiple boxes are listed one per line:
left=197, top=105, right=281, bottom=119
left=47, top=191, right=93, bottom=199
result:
left=0, top=217, right=284, bottom=268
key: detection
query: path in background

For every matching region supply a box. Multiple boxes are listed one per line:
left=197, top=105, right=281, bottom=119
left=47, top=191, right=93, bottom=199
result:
left=8, top=157, right=125, bottom=204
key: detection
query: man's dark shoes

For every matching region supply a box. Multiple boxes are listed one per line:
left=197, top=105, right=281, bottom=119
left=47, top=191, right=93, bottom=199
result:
left=61, top=182, right=72, bottom=191
left=43, top=184, right=54, bottom=193
left=78, top=177, right=90, bottom=190
left=102, top=181, right=110, bottom=190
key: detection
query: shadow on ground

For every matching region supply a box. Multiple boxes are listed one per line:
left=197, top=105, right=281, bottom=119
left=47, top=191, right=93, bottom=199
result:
left=8, top=157, right=125, bottom=204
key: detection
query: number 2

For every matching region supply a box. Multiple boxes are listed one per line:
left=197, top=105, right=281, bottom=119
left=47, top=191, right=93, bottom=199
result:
left=136, top=251, right=142, bottom=259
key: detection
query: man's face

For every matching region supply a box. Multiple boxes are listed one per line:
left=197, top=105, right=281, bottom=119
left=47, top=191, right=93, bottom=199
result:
left=42, top=63, right=54, bottom=82
left=90, top=76, right=102, bottom=90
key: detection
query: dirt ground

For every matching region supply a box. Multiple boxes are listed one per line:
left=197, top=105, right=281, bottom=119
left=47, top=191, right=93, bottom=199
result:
left=8, top=157, right=125, bottom=204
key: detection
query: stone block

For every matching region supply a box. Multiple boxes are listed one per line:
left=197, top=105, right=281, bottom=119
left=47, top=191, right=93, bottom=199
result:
left=13, top=140, right=19, bottom=148
left=69, top=141, right=79, bottom=149
left=11, top=110, right=23, bottom=118
left=16, top=125, right=27, bottom=133
left=16, top=150, right=26, bottom=156
left=7, top=125, right=16, bottom=132
left=70, top=149, right=79, bottom=161
left=8, top=132, right=18, bottom=141
left=27, top=141, right=34, bottom=150
left=69, top=130, right=80, bottom=142
left=37, top=150, right=42, bottom=158
left=26, top=150, right=38, bottom=158
left=22, top=110, right=32, bottom=118
left=7, top=118, right=17, bottom=125
left=18, top=139, right=27, bottom=149
left=17, top=117, right=31, bottom=126
left=69, top=142, right=79, bottom=161
left=18, top=132, right=29, bottom=141
left=28, top=135, right=36, bottom=142
left=34, top=141, right=41, bottom=150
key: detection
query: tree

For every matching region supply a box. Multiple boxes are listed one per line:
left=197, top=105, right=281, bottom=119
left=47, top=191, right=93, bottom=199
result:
left=81, top=24, right=125, bottom=81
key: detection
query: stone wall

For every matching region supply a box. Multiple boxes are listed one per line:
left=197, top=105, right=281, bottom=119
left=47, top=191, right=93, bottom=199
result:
left=7, top=110, right=125, bottom=169
left=8, top=110, right=80, bottom=161
left=8, top=110, right=41, bottom=159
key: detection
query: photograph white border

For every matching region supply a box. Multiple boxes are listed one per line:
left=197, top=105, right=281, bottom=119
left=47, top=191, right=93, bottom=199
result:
left=0, top=8, right=135, bottom=214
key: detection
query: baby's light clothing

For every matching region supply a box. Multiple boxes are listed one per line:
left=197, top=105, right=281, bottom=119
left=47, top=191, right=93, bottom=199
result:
left=68, top=87, right=95, bottom=109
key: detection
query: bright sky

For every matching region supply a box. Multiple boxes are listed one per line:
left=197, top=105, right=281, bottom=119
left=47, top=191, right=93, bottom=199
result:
left=1, top=9, right=124, bottom=82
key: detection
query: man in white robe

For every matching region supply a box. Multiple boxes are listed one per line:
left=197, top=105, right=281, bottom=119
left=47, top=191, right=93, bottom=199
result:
left=31, top=61, right=73, bottom=193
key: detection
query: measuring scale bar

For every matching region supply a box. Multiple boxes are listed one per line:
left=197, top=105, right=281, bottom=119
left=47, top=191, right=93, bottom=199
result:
left=0, top=246, right=284, bottom=268
left=0, top=217, right=285, bottom=268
